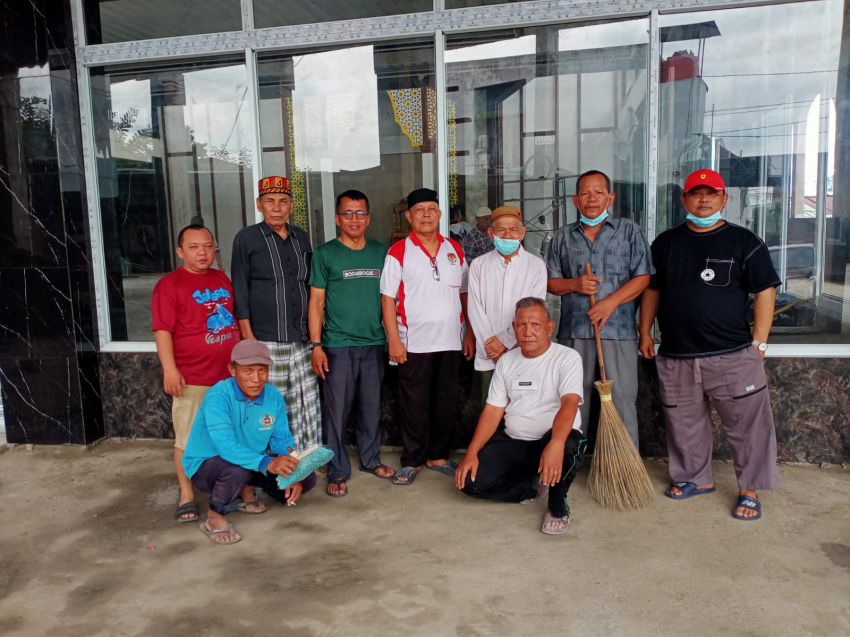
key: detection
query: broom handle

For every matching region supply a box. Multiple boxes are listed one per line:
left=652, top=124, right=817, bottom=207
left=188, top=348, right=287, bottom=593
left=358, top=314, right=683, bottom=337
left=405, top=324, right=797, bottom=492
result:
left=585, top=262, right=607, bottom=383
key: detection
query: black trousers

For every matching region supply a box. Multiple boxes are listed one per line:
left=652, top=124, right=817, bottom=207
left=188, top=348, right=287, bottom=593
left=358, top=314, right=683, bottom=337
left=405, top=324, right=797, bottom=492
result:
left=397, top=350, right=462, bottom=467
left=462, top=428, right=587, bottom=518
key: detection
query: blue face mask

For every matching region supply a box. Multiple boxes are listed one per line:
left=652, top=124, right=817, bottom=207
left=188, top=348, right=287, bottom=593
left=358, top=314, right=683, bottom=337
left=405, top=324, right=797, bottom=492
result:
left=493, top=237, right=521, bottom=256
left=686, top=212, right=723, bottom=228
left=580, top=210, right=609, bottom=227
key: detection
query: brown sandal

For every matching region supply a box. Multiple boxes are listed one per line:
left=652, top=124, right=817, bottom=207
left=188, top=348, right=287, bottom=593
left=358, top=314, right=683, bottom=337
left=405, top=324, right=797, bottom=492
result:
left=326, top=478, right=348, bottom=497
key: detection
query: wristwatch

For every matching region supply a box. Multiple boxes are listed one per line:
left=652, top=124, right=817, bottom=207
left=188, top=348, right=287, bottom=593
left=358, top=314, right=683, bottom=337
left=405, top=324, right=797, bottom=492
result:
left=752, top=339, right=768, bottom=352
left=311, top=342, right=322, bottom=349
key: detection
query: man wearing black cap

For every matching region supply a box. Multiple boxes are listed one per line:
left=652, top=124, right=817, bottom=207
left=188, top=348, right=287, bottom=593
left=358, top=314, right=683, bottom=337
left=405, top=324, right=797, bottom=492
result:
left=231, top=176, right=321, bottom=455
left=380, top=188, right=475, bottom=485
left=183, top=339, right=316, bottom=544
left=639, top=168, right=780, bottom=522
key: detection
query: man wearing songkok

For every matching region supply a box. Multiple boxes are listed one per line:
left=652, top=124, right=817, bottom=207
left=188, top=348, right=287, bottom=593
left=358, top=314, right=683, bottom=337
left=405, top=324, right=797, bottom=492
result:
left=231, top=176, right=321, bottom=458
left=639, top=168, right=780, bottom=521
left=456, top=297, right=586, bottom=535
left=183, top=339, right=316, bottom=544
left=380, top=187, right=475, bottom=485
left=467, top=205, right=547, bottom=400
left=152, top=223, right=239, bottom=524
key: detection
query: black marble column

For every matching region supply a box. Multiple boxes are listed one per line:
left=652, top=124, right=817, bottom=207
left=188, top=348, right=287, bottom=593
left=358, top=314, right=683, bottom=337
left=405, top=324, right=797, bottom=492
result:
left=0, top=0, right=104, bottom=444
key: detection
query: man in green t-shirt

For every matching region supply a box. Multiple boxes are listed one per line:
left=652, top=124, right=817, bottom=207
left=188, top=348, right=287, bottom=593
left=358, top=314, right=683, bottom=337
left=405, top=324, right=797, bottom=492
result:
left=308, top=190, right=396, bottom=497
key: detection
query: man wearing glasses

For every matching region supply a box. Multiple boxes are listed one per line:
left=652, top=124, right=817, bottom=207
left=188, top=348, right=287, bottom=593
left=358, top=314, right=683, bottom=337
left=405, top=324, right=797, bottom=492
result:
left=380, top=188, right=475, bottom=486
left=467, top=206, right=547, bottom=401
left=231, top=176, right=320, bottom=467
left=545, top=170, right=653, bottom=449
left=308, top=190, right=396, bottom=497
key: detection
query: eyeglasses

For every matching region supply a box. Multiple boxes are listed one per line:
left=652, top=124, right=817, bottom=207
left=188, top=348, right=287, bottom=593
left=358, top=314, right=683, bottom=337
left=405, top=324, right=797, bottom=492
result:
left=337, top=211, right=370, bottom=220
left=430, top=257, right=440, bottom=281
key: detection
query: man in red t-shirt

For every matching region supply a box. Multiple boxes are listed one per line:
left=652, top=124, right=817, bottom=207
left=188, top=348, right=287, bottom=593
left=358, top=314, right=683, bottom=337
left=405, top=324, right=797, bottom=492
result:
left=152, top=225, right=240, bottom=523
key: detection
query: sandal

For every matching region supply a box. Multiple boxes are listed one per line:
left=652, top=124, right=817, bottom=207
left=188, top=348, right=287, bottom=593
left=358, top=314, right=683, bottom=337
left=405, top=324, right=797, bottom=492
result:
left=665, top=481, right=716, bottom=500
left=391, top=466, right=418, bottom=486
left=359, top=463, right=395, bottom=479
left=236, top=498, right=268, bottom=514
left=199, top=520, right=241, bottom=544
left=326, top=478, right=348, bottom=497
left=174, top=501, right=199, bottom=524
left=732, top=494, right=762, bottom=521
left=541, top=510, right=571, bottom=536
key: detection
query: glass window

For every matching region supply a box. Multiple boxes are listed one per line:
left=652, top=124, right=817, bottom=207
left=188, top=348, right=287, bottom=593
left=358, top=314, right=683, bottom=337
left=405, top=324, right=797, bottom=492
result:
left=83, top=0, right=242, bottom=45
left=256, top=40, right=437, bottom=248
left=90, top=58, right=255, bottom=341
left=446, top=19, right=649, bottom=260
left=658, top=0, right=849, bottom=344
left=253, top=1, right=431, bottom=28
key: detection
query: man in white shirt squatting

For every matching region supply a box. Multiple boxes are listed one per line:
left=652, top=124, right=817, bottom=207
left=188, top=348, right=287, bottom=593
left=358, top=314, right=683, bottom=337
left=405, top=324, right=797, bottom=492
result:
left=455, top=297, right=587, bottom=535
left=467, top=205, right=547, bottom=401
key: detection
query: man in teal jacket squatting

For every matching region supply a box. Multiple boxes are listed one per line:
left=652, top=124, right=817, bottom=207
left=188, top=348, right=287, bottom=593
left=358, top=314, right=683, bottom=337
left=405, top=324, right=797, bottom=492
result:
left=183, top=339, right=316, bottom=544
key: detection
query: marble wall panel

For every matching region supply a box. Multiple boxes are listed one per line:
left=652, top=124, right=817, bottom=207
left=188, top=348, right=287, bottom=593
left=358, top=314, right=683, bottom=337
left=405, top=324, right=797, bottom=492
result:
left=0, top=356, right=86, bottom=444
left=99, top=352, right=850, bottom=463
left=99, top=352, right=172, bottom=440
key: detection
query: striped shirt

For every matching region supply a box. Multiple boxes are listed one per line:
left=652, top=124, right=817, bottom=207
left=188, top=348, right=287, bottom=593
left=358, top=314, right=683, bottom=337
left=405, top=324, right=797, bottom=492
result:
left=231, top=221, right=312, bottom=343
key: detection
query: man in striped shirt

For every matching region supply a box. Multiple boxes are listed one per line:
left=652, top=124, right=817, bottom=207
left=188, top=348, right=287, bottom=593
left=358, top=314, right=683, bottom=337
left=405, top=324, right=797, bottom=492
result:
left=231, top=176, right=321, bottom=463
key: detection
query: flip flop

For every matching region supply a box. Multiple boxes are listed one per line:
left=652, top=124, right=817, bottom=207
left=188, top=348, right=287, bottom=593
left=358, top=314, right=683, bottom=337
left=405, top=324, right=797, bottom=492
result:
left=359, top=463, right=396, bottom=479
left=199, top=520, right=241, bottom=544
left=541, top=510, right=571, bottom=535
left=665, top=481, right=716, bottom=500
left=326, top=478, right=348, bottom=497
left=426, top=460, right=458, bottom=476
left=236, top=498, right=268, bottom=514
left=732, top=495, right=762, bottom=521
left=392, top=466, right=418, bottom=486
left=174, top=501, right=199, bottom=524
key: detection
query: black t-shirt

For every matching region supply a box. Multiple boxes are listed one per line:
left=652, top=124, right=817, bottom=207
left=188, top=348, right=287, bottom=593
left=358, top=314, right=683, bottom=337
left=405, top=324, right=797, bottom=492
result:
left=649, top=222, right=780, bottom=358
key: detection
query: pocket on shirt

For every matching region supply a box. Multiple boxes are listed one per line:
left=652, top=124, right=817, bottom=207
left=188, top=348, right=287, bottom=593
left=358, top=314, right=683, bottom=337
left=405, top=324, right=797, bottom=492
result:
left=700, top=258, right=734, bottom=287
left=443, top=261, right=464, bottom=288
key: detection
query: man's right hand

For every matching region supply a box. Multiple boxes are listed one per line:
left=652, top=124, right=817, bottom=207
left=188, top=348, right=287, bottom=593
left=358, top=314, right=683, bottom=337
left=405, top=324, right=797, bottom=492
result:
left=575, top=272, right=601, bottom=295
left=638, top=333, right=657, bottom=359
left=162, top=368, right=185, bottom=397
left=455, top=452, right=479, bottom=490
left=311, top=347, right=329, bottom=379
left=483, top=336, right=507, bottom=361
left=267, top=454, right=300, bottom=476
left=388, top=339, right=408, bottom=365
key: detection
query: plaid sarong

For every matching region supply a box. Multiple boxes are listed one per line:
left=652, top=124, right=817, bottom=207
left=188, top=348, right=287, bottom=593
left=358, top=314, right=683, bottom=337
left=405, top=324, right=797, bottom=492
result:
left=262, top=341, right=322, bottom=452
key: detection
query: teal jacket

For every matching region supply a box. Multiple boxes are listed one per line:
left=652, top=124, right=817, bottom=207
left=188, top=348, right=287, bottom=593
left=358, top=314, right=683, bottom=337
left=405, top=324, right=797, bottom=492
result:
left=182, top=377, right=294, bottom=478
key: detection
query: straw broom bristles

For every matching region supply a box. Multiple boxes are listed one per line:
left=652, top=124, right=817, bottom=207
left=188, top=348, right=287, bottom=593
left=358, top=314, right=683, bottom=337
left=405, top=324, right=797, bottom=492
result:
left=584, top=263, right=655, bottom=511
left=586, top=379, right=655, bottom=510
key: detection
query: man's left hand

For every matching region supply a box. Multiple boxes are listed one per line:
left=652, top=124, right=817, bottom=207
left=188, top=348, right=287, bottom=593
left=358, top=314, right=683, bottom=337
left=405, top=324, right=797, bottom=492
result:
left=483, top=336, right=507, bottom=361
left=587, top=297, right=617, bottom=330
left=267, top=454, right=299, bottom=476
left=463, top=330, right=476, bottom=360
left=538, top=440, right=565, bottom=487
left=284, top=482, right=303, bottom=506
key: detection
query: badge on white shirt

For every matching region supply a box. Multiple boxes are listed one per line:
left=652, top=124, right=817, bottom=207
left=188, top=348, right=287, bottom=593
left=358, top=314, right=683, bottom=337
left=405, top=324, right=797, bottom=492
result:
left=513, top=379, right=539, bottom=391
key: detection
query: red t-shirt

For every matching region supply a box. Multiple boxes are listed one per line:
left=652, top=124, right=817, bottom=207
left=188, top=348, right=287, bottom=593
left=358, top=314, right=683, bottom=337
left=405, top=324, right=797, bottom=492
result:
left=151, top=267, right=240, bottom=386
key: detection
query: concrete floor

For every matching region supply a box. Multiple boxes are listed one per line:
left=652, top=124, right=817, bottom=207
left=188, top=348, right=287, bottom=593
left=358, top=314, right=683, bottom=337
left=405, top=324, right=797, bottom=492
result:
left=0, top=440, right=848, bottom=637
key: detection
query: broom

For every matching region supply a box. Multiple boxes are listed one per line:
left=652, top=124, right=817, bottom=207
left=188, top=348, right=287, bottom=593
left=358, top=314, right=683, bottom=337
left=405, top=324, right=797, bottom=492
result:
left=584, top=263, right=655, bottom=511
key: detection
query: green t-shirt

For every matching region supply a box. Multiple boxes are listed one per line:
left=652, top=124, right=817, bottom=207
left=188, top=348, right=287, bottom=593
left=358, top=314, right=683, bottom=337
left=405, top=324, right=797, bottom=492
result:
left=309, top=238, right=387, bottom=347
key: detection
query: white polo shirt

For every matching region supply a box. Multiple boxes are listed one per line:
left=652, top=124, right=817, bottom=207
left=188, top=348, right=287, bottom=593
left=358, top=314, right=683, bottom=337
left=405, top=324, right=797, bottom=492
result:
left=487, top=343, right=583, bottom=441
left=380, top=232, right=468, bottom=353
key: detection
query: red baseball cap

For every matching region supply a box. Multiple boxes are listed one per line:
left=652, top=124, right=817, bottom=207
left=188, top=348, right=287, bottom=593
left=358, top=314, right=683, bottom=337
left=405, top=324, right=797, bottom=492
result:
left=684, top=169, right=725, bottom=192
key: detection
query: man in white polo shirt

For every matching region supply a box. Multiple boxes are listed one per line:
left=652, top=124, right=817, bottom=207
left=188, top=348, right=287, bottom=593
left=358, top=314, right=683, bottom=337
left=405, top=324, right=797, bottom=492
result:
left=455, top=297, right=586, bottom=535
left=467, top=205, right=547, bottom=401
left=381, top=188, right=475, bottom=485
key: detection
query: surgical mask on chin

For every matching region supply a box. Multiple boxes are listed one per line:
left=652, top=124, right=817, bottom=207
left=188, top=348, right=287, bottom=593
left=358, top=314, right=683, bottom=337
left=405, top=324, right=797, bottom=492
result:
left=580, top=210, right=609, bottom=227
left=686, top=212, right=723, bottom=228
left=493, top=237, right=521, bottom=256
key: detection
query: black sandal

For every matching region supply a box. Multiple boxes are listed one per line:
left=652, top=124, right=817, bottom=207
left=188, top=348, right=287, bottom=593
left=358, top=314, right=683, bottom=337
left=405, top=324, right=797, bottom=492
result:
left=174, top=501, right=199, bottom=524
